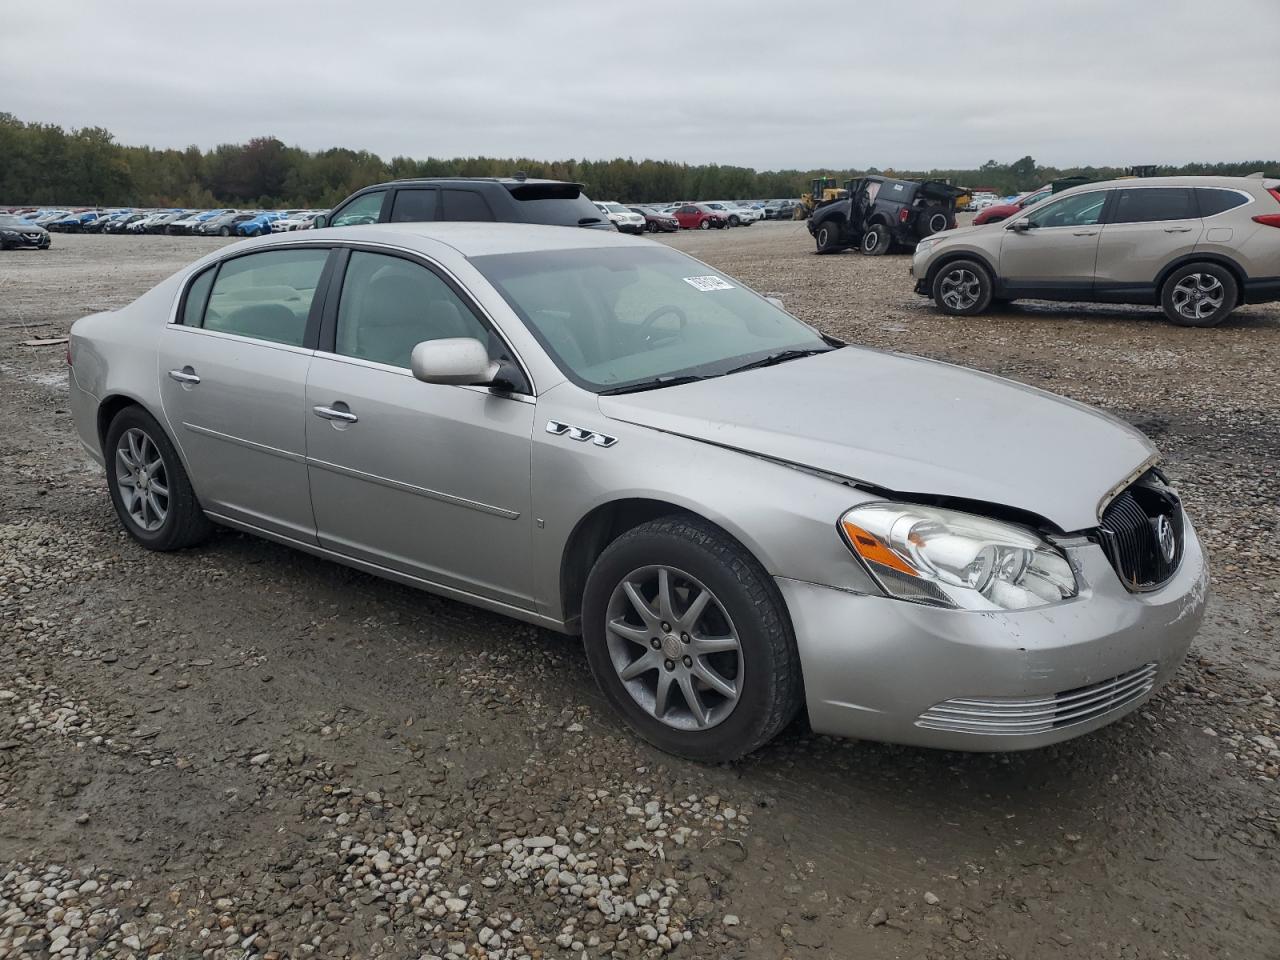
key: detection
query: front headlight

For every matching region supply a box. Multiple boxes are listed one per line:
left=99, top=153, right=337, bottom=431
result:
left=914, top=238, right=936, bottom=256
left=838, top=503, right=1077, bottom=611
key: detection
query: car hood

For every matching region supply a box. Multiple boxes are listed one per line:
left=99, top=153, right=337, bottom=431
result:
left=597, top=347, right=1155, bottom=532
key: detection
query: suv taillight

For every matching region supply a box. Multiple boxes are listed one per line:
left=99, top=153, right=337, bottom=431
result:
left=1253, top=187, right=1280, bottom=228
left=898, top=208, right=910, bottom=223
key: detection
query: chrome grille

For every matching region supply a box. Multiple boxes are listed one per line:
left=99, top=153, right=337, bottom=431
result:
left=915, top=662, right=1158, bottom=736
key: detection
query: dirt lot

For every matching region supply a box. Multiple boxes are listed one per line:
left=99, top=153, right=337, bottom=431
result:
left=1, top=226, right=1277, bottom=960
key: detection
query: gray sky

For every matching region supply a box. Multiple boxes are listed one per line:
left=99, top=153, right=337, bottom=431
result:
left=4, top=0, right=1278, bottom=170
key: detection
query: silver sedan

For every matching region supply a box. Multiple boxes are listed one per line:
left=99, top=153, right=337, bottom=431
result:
left=68, top=224, right=1208, bottom=761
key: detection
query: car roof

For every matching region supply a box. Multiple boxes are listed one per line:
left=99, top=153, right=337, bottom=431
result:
left=250, top=222, right=649, bottom=259
left=1057, top=174, right=1279, bottom=192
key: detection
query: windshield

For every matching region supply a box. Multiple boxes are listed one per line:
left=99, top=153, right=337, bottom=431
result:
left=0, top=215, right=24, bottom=227
left=472, top=246, right=830, bottom=392
left=604, top=203, right=628, bottom=214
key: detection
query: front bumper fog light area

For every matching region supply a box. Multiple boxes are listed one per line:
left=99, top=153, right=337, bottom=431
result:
left=839, top=502, right=1078, bottom=611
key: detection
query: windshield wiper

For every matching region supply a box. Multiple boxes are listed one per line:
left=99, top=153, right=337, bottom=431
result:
left=724, top=347, right=835, bottom=376
left=597, top=374, right=708, bottom=396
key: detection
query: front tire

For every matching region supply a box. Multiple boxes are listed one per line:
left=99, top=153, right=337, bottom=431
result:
left=104, top=406, right=212, bottom=551
left=218, top=226, right=231, bottom=237
left=646, top=220, right=658, bottom=233
left=699, top=219, right=712, bottom=230
left=581, top=516, right=803, bottom=762
left=861, top=223, right=891, bottom=256
left=1160, top=262, right=1237, bottom=327
left=814, top=220, right=844, bottom=254
left=931, top=258, right=994, bottom=316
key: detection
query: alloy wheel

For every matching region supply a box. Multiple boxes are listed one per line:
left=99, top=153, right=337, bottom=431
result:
left=605, top=565, right=742, bottom=731
left=114, top=427, right=169, bottom=532
left=939, top=267, right=982, bottom=310
left=1170, top=273, right=1225, bottom=322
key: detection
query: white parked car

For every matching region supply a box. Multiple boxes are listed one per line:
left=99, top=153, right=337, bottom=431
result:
left=595, top=202, right=646, bottom=235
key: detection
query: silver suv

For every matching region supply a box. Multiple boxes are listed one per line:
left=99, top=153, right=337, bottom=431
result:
left=911, top=176, right=1280, bottom=326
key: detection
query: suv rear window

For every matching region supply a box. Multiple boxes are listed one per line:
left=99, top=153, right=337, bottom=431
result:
left=508, top=182, right=606, bottom=227
left=1196, top=188, right=1249, bottom=217
left=1110, top=187, right=1196, bottom=223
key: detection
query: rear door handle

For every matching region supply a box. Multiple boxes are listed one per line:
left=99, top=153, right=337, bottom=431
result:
left=1164, top=227, right=1193, bottom=233
left=1072, top=230, right=1099, bottom=236
left=167, top=366, right=200, bottom=385
left=312, top=403, right=358, bottom=423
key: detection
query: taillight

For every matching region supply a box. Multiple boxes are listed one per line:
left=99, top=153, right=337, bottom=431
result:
left=899, top=208, right=910, bottom=223
left=1253, top=188, right=1280, bottom=228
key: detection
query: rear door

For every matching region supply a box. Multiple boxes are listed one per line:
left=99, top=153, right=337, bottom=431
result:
left=157, top=246, right=334, bottom=541
left=998, top=189, right=1109, bottom=295
left=1093, top=186, right=1203, bottom=296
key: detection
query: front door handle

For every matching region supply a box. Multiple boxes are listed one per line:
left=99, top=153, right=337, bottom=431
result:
left=1071, top=230, right=1099, bottom=236
left=1164, top=227, right=1193, bottom=233
left=312, top=403, right=358, bottom=423
left=167, top=366, right=200, bottom=385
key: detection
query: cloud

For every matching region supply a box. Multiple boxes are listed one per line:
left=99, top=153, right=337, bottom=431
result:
left=3, top=0, right=1277, bottom=169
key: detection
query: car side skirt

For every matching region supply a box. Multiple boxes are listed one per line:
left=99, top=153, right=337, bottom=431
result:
left=204, top=510, right=575, bottom=635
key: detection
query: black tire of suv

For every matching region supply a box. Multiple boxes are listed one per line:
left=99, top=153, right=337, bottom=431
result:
left=581, top=515, right=803, bottom=763
left=917, top=205, right=951, bottom=238
left=931, top=258, right=994, bottom=316
left=861, top=224, right=891, bottom=256
left=105, top=405, right=213, bottom=551
left=814, top=221, right=844, bottom=254
left=1160, top=263, right=1238, bottom=328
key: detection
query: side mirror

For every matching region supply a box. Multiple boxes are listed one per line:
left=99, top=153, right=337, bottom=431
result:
left=1008, top=217, right=1031, bottom=232
left=312, top=213, right=328, bottom=229
left=410, top=338, right=499, bottom=386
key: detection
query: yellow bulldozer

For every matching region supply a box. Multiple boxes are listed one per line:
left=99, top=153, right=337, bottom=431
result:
left=794, top=177, right=848, bottom=219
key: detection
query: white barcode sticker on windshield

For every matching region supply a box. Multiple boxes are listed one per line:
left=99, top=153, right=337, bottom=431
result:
left=683, top=275, right=734, bottom=292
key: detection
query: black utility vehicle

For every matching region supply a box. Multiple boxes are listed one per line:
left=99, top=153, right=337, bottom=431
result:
left=809, top=176, right=962, bottom=255
left=314, top=176, right=611, bottom=231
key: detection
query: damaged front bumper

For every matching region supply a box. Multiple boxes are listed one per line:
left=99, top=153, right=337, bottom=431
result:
left=778, top=521, right=1208, bottom=751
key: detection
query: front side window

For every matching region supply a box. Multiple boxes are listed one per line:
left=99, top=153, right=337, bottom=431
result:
left=333, top=251, right=489, bottom=368
left=1110, top=188, right=1196, bottom=224
left=202, top=248, right=329, bottom=346
left=473, top=246, right=830, bottom=392
left=331, top=191, right=386, bottom=227
left=389, top=188, right=438, bottom=223
left=440, top=189, right=494, bottom=222
left=1025, top=191, right=1107, bottom=228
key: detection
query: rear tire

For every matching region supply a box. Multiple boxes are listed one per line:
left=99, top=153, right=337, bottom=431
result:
left=581, top=515, right=803, bottom=762
left=931, top=259, right=994, bottom=316
left=104, top=406, right=212, bottom=551
left=1160, top=262, right=1237, bottom=327
left=699, top=219, right=712, bottom=230
left=861, top=223, right=891, bottom=256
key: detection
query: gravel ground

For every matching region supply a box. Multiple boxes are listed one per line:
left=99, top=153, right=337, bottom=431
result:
left=1, top=227, right=1277, bottom=959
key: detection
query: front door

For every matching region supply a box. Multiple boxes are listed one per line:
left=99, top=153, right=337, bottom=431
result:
left=157, top=246, right=332, bottom=541
left=1092, top=186, right=1204, bottom=293
left=998, top=189, right=1110, bottom=295
left=304, top=249, right=536, bottom=608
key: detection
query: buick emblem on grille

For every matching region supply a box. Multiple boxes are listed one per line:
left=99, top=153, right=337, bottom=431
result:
left=1155, top=513, right=1177, bottom=564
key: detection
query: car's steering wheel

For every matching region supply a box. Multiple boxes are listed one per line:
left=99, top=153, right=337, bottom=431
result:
left=640, top=305, right=688, bottom=346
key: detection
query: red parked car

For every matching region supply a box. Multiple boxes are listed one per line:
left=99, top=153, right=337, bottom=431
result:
left=672, top=203, right=729, bottom=230
left=972, top=186, right=1053, bottom=225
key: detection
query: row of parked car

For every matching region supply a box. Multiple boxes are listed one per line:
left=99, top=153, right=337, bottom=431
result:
left=1, top=207, right=327, bottom=241
left=593, top=199, right=805, bottom=233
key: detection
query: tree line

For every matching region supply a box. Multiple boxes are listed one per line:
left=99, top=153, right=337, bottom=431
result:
left=2, top=114, right=1275, bottom=209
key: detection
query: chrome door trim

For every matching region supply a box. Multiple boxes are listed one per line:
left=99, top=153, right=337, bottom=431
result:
left=182, top=422, right=306, bottom=463
left=306, top=456, right=520, bottom=520
left=306, top=351, right=537, bottom=403
left=161, top=323, right=317, bottom=357
left=203, top=510, right=565, bottom=631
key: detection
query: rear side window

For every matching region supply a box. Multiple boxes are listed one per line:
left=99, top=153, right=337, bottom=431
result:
left=389, top=188, right=438, bottom=222
left=180, top=267, right=215, bottom=326
left=331, top=190, right=386, bottom=227
left=1196, top=188, right=1249, bottom=217
left=440, top=189, right=494, bottom=222
left=1110, top=188, right=1196, bottom=224
left=202, top=249, right=330, bottom=347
